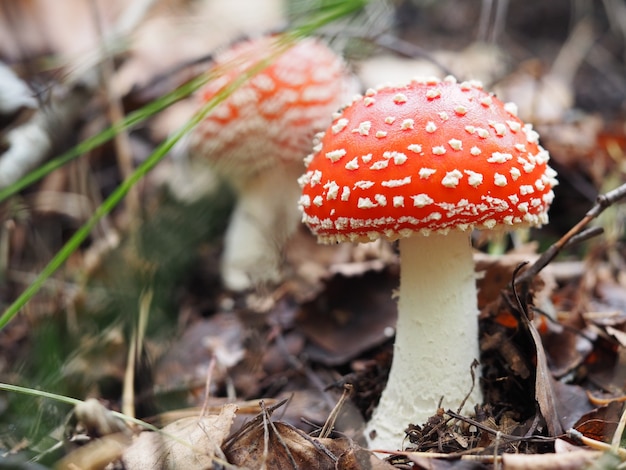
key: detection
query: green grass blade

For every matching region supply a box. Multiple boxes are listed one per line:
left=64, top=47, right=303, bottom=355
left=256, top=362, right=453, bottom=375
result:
left=0, top=0, right=369, bottom=329
left=0, top=382, right=161, bottom=433
left=0, top=39, right=292, bottom=330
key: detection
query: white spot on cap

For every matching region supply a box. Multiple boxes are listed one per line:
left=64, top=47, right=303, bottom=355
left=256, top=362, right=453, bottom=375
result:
left=543, top=191, right=555, bottom=204
left=358, top=197, right=376, bottom=209
left=425, top=121, right=437, bottom=133
left=331, top=118, right=349, bottom=134
left=426, top=88, right=442, bottom=99
left=520, top=185, right=535, bottom=195
left=408, top=144, right=423, bottom=154
left=439, top=112, right=450, bottom=121
left=504, top=102, right=518, bottom=116
left=341, top=186, right=350, bottom=201
left=465, top=125, right=476, bottom=134
left=535, top=179, right=546, bottom=191
left=518, top=157, right=535, bottom=173
left=310, top=170, right=322, bottom=186
left=523, top=124, right=539, bottom=143
left=364, top=97, right=375, bottom=106
left=352, top=121, right=371, bottom=136
left=490, top=122, right=507, bottom=136
left=535, top=149, right=550, bottom=164
left=313, top=195, right=323, bottom=206
left=412, top=194, right=434, bottom=207
left=448, top=139, right=463, bottom=150
left=494, top=173, right=507, bottom=187
left=361, top=153, right=373, bottom=163
left=393, top=196, right=405, bottom=207
left=335, top=218, right=348, bottom=230
left=510, top=167, right=521, bottom=181
left=483, top=219, right=497, bottom=229
left=382, top=176, right=411, bottom=187
left=508, top=194, right=519, bottom=204
left=419, top=168, right=437, bottom=179
left=507, top=120, right=521, bottom=132
left=470, top=146, right=482, bottom=156
left=298, top=171, right=312, bottom=186
left=480, top=96, right=493, bottom=106
left=370, top=160, right=389, bottom=170
left=375, top=131, right=388, bottom=138
left=518, top=202, right=529, bottom=213
left=345, top=157, right=359, bottom=170
left=354, top=180, right=375, bottom=190
left=514, top=143, right=527, bottom=152
left=384, top=116, right=396, bottom=124
left=476, top=128, right=489, bottom=138
left=455, top=106, right=468, bottom=115
left=432, top=146, right=446, bottom=155
left=464, top=170, right=483, bottom=187
left=442, top=169, right=463, bottom=187
left=488, top=152, right=513, bottom=163
left=401, top=119, right=415, bottom=130
left=324, top=181, right=340, bottom=200
left=326, top=149, right=347, bottom=162
left=374, top=194, right=387, bottom=206
left=393, top=93, right=408, bottom=103
left=299, top=194, right=311, bottom=208
left=365, top=88, right=377, bottom=96
left=384, top=151, right=408, bottom=164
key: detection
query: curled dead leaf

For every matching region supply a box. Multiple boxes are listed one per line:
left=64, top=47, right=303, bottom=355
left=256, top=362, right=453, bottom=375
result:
left=122, top=403, right=237, bottom=470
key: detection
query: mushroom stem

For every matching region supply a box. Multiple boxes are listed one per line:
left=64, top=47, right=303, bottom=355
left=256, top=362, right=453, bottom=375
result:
left=221, top=165, right=302, bottom=291
left=365, top=230, right=482, bottom=450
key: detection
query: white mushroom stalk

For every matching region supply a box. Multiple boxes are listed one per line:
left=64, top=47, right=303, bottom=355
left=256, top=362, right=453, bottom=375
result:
left=298, top=76, right=557, bottom=450
left=366, top=231, right=480, bottom=448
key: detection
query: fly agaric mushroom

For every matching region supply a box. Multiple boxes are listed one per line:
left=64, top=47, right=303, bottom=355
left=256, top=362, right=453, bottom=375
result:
left=298, top=76, right=558, bottom=449
left=186, top=36, right=356, bottom=290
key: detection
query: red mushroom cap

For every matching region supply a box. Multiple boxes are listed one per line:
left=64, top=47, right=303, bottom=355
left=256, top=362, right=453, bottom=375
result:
left=298, top=76, right=558, bottom=243
left=187, top=36, right=355, bottom=182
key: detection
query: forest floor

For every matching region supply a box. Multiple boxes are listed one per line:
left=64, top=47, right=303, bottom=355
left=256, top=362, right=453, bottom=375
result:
left=0, top=1, right=626, bottom=468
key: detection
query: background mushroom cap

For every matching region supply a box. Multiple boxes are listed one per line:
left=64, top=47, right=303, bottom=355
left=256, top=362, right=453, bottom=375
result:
left=299, top=77, right=558, bottom=244
left=187, top=36, right=355, bottom=182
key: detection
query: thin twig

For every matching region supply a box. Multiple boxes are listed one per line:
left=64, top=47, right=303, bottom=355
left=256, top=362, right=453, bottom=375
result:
left=445, top=410, right=556, bottom=443
left=319, top=384, right=353, bottom=439
left=199, top=355, right=217, bottom=417
left=568, top=428, right=626, bottom=458
left=515, top=183, right=626, bottom=286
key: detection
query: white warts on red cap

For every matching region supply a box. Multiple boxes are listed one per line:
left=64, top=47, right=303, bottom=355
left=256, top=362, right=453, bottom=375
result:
left=298, top=77, right=557, bottom=244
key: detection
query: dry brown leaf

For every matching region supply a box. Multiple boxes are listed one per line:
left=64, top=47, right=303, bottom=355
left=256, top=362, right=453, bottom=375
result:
left=56, top=433, right=131, bottom=470
left=523, top=305, right=564, bottom=436
left=297, top=268, right=398, bottom=366
left=122, top=403, right=237, bottom=470
left=224, top=419, right=338, bottom=469
left=335, top=443, right=396, bottom=469
left=155, top=314, right=245, bottom=397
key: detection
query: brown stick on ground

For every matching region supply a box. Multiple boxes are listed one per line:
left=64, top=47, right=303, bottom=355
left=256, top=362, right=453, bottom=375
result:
left=515, top=182, right=626, bottom=286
